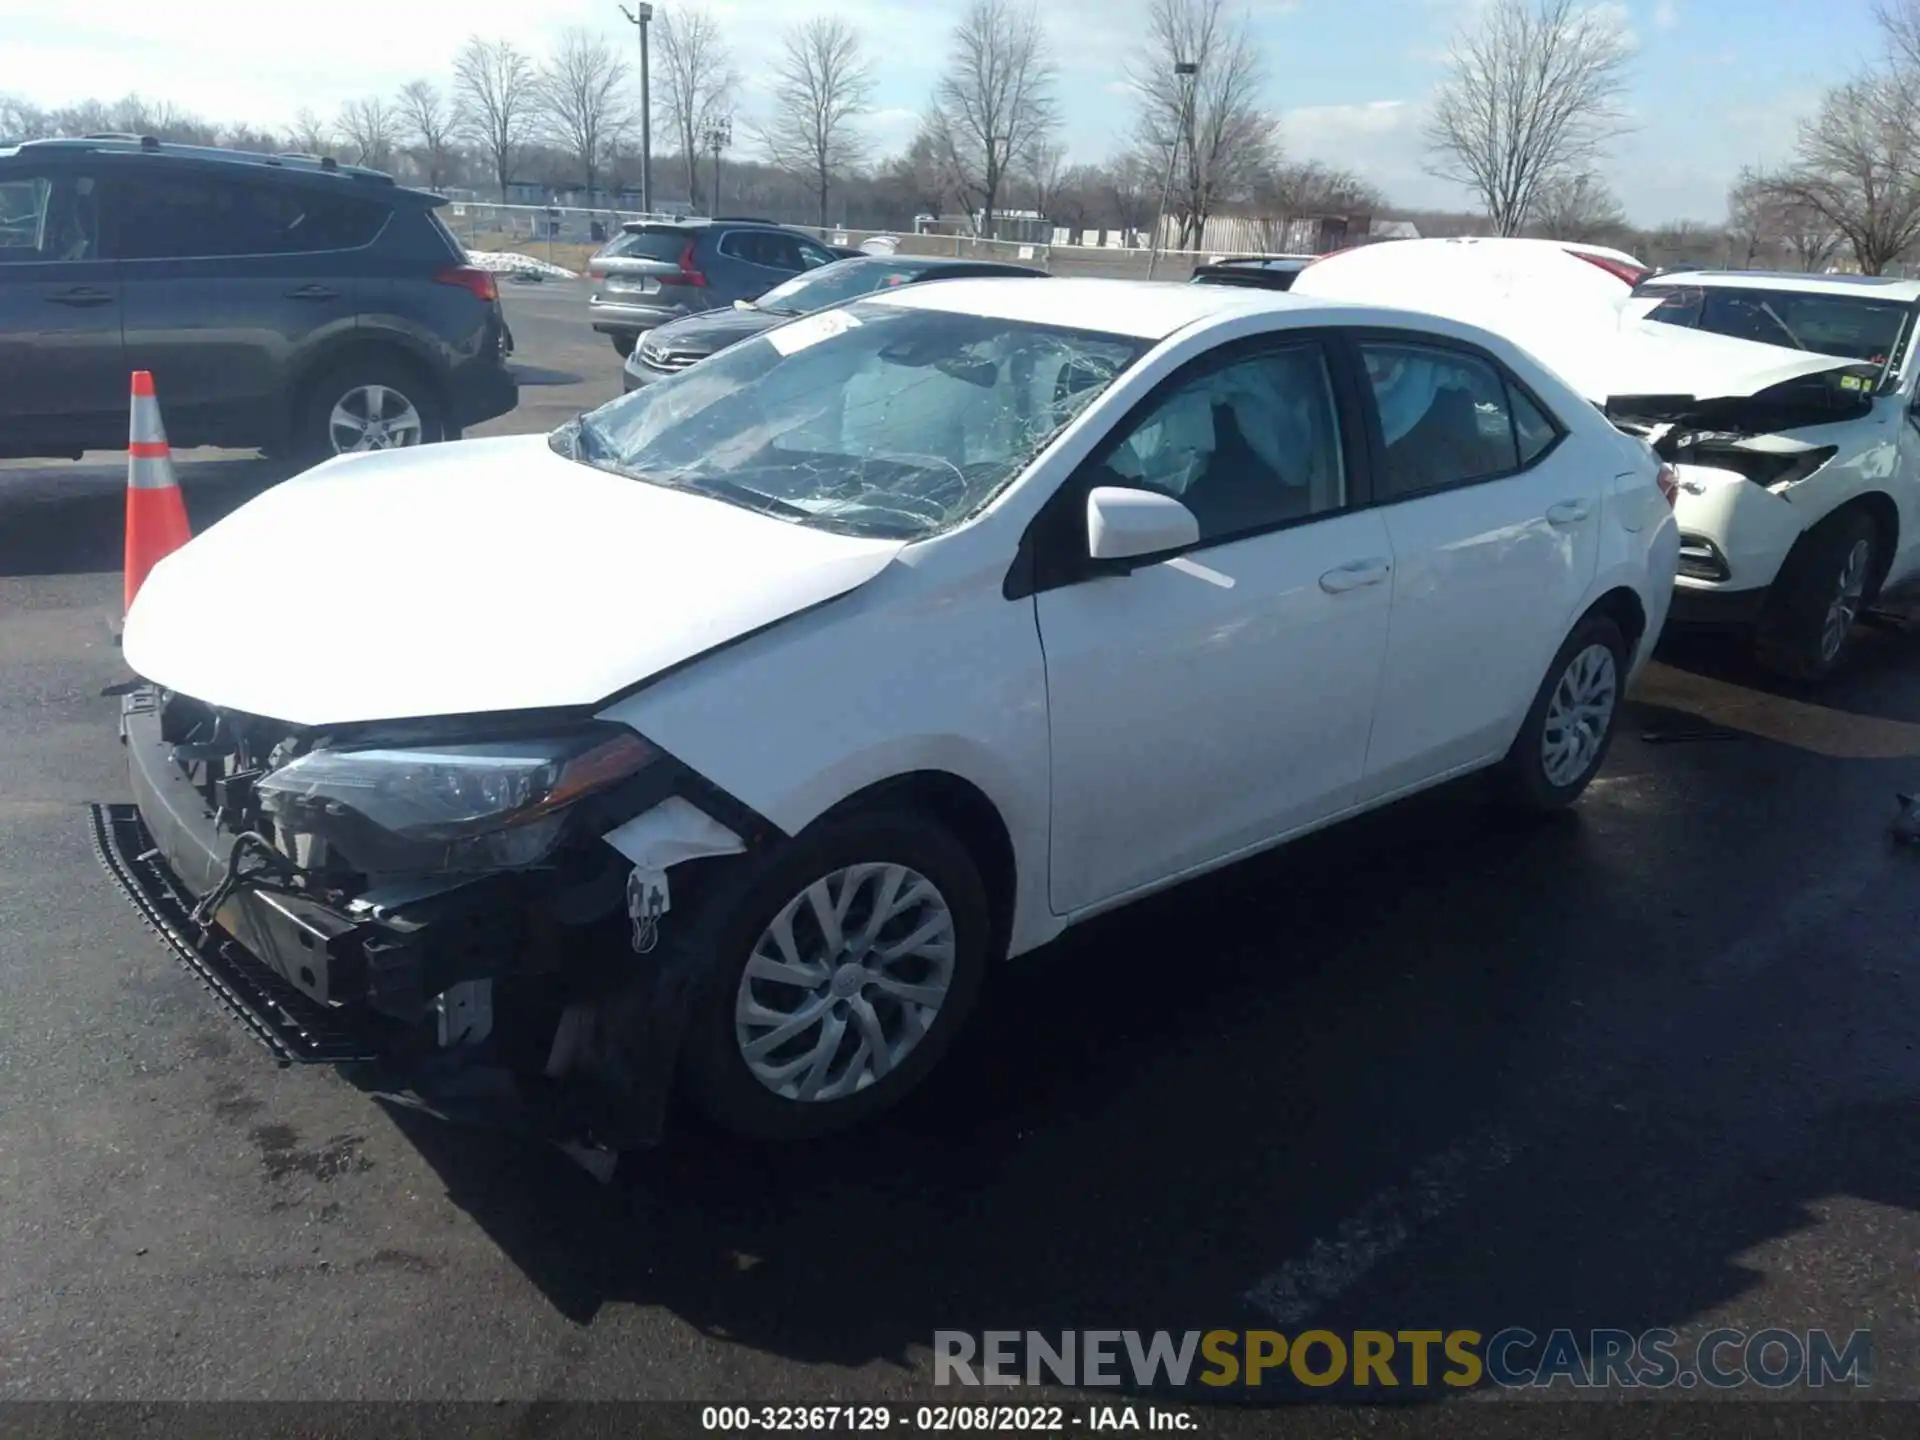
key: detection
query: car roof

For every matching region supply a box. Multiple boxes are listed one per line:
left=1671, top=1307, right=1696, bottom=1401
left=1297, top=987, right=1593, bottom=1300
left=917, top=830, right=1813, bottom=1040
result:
left=1200, top=254, right=1316, bottom=270
left=622, top=217, right=810, bottom=235
left=865, top=274, right=1384, bottom=339
left=1, top=135, right=402, bottom=189
left=1640, top=269, right=1920, bottom=301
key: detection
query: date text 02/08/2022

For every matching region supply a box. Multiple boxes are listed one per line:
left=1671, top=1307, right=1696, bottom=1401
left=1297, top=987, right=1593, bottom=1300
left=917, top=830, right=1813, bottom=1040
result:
left=701, top=1405, right=1197, bottom=1432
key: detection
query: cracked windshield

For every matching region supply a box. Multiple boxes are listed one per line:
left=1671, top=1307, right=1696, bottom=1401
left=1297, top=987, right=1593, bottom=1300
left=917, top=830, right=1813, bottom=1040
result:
left=562, top=304, right=1142, bottom=537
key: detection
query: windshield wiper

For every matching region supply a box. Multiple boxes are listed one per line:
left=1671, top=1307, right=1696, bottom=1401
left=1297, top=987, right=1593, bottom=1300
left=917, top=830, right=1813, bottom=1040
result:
left=683, top=475, right=815, bottom=521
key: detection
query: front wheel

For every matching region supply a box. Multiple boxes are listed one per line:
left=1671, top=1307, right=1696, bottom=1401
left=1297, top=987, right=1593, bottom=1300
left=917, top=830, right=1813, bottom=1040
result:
left=1494, top=613, right=1628, bottom=812
left=610, top=333, right=637, bottom=358
left=1753, top=508, right=1880, bottom=683
left=678, top=807, right=993, bottom=1141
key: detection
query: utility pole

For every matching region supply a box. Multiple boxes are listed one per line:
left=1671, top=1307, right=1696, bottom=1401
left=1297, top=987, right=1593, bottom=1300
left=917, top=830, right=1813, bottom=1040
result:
left=619, top=3, right=654, bottom=214
left=705, top=113, right=731, bottom=217
left=1145, top=59, right=1198, bottom=281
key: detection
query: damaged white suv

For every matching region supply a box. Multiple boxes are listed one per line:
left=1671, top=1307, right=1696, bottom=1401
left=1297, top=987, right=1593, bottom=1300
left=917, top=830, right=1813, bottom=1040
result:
left=99, top=277, right=1677, bottom=1150
left=1622, top=271, right=1920, bottom=679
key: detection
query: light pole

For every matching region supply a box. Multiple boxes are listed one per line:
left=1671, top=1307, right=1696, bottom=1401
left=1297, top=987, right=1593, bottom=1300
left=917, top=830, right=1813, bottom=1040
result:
left=1145, top=59, right=1198, bottom=281
left=705, top=113, right=732, bottom=216
left=619, top=3, right=654, bottom=215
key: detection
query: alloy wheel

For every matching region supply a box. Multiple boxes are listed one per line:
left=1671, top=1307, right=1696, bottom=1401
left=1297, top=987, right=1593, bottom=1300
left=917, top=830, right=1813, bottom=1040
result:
left=733, top=862, right=957, bottom=1103
left=328, top=384, right=425, bottom=453
left=1819, top=537, right=1873, bottom=666
left=1541, top=642, right=1618, bottom=788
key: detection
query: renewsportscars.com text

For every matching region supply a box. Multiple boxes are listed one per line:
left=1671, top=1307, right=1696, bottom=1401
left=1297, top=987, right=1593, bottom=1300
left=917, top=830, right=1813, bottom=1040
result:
left=932, top=1327, right=1872, bottom=1391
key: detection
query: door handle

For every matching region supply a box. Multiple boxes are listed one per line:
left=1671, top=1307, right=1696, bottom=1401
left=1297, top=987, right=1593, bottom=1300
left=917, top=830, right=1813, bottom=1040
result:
left=1318, top=558, right=1392, bottom=594
left=45, top=287, right=113, bottom=307
left=1546, top=499, right=1592, bottom=527
left=283, top=284, right=340, bottom=301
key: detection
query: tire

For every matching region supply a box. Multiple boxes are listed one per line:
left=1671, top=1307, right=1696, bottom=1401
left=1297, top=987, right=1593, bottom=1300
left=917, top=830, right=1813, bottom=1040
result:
left=610, top=333, right=637, bottom=358
left=1493, top=613, right=1629, bottom=813
left=295, top=357, right=446, bottom=463
left=677, top=806, right=993, bottom=1141
left=1753, top=507, right=1880, bottom=683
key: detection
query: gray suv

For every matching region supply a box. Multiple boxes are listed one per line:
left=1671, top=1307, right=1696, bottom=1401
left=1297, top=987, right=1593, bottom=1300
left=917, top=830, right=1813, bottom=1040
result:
left=0, top=135, right=517, bottom=461
left=587, top=217, right=841, bottom=355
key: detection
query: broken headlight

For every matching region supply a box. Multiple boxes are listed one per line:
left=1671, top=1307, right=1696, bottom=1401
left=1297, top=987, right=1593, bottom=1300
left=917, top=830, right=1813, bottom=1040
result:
left=256, top=725, right=658, bottom=876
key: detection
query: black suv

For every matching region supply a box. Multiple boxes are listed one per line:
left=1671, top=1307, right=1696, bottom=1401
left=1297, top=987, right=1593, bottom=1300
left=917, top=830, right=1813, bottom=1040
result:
left=0, top=136, right=517, bottom=460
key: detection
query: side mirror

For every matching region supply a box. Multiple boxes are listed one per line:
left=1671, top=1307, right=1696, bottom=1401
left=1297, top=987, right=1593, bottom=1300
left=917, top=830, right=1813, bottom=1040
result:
left=733, top=299, right=755, bottom=311
left=1086, top=486, right=1199, bottom=563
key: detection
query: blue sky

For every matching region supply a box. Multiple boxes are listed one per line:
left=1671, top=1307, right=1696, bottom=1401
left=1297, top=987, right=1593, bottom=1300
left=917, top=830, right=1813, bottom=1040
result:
left=0, top=0, right=1889, bottom=223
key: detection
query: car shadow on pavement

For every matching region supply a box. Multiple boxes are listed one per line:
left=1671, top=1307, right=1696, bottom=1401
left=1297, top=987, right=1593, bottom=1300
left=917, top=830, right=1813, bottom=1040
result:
left=374, top=710, right=1920, bottom=1398
left=1654, top=622, right=1920, bottom=729
left=0, top=457, right=297, bottom=578
left=510, top=364, right=589, bottom=388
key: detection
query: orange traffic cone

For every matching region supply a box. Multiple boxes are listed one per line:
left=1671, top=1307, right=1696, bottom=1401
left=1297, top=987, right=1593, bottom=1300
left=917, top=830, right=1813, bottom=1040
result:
left=123, top=370, right=192, bottom=612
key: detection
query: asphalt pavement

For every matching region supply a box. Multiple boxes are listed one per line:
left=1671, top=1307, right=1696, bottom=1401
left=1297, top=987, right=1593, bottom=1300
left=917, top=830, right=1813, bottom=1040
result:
left=4, top=279, right=1920, bottom=1418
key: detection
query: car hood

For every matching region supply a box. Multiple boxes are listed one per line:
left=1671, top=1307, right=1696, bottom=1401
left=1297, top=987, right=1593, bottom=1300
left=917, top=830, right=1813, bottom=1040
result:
left=1289, top=241, right=1862, bottom=404
left=645, top=307, right=781, bottom=355
left=121, top=434, right=905, bottom=727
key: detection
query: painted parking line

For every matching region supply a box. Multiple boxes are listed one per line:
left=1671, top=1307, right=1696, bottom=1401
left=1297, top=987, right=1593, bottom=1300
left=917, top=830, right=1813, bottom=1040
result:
left=1242, top=1125, right=1521, bottom=1326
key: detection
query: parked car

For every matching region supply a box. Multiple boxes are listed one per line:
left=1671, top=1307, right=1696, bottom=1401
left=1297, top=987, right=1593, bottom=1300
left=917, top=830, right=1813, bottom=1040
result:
left=0, top=136, right=517, bottom=461
left=103, top=278, right=1678, bottom=1150
left=587, top=217, right=843, bottom=355
left=1189, top=254, right=1318, bottom=291
left=622, top=253, right=1045, bottom=390
left=1295, top=240, right=1919, bottom=680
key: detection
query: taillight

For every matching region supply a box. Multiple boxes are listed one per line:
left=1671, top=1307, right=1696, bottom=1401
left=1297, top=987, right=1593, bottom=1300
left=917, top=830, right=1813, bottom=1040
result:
left=658, top=240, right=706, bottom=287
left=1572, top=250, right=1649, bottom=287
left=436, top=264, right=499, bottom=303
left=1656, top=463, right=1679, bottom=508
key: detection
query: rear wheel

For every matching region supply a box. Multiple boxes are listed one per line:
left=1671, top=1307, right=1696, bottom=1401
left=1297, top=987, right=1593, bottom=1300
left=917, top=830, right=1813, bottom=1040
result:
left=678, top=807, right=992, bottom=1141
left=610, top=333, right=637, bottom=358
left=1753, top=507, right=1880, bottom=682
left=1494, top=613, right=1628, bottom=812
left=295, top=358, right=445, bottom=462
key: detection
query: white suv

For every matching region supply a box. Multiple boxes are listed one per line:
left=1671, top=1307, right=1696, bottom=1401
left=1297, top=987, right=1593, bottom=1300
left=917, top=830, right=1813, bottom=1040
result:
left=1623, top=271, right=1920, bottom=679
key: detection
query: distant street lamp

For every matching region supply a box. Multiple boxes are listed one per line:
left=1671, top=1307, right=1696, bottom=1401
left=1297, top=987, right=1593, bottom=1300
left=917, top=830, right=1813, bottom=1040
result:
left=705, top=113, right=732, bottom=217
left=619, top=3, right=654, bottom=214
left=1146, top=59, right=1199, bottom=281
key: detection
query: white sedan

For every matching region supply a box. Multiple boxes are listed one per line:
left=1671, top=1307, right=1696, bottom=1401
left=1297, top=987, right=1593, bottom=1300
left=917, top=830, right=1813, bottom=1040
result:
left=109, top=277, right=1680, bottom=1147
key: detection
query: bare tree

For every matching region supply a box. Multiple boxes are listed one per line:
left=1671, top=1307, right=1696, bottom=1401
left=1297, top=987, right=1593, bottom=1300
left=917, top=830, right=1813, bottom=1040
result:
left=1019, top=139, right=1066, bottom=216
left=397, top=80, right=458, bottom=191
left=928, top=0, right=1058, bottom=236
left=1101, top=151, right=1156, bottom=239
left=538, top=29, right=633, bottom=205
left=1047, top=160, right=1103, bottom=233
left=453, top=36, right=540, bottom=201
left=1529, top=170, right=1625, bottom=241
left=0, top=93, right=44, bottom=141
left=655, top=5, right=738, bottom=206
left=286, top=107, right=334, bottom=155
left=1256, top=159, right=1385, bottom=219
left=1127, top=0, right=1278, bottom=250
left=1878, top=0, right=1920, bottom=71
left=1424, top=0, right=1634, bottom=236
left=753, top=17, right=876, bottom=227
left=337, top=96, right=403, bottom=171
left=1771, top=69, right=1920, bottom=275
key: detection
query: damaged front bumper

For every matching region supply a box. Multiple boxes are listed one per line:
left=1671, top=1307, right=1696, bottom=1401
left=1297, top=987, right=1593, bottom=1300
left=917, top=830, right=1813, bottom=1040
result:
left=93, top=687, right=770, bottom=1150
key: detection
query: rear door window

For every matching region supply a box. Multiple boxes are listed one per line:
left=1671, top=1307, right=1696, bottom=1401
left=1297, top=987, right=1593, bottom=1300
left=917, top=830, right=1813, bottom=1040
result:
left=720, top=230, right=799, bottom=270
left=0, top=173, right=103, bottom=262
left=106, top=173, right=388, bottom=259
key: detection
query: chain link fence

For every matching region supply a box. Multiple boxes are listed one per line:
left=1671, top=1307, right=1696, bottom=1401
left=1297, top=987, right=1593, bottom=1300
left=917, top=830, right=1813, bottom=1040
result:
left=438, top=202, right=1235, bottom=281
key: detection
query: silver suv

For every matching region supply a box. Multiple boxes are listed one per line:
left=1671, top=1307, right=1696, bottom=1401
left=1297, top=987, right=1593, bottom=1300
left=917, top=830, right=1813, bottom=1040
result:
left=586, top=218, right=842, bottom=356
